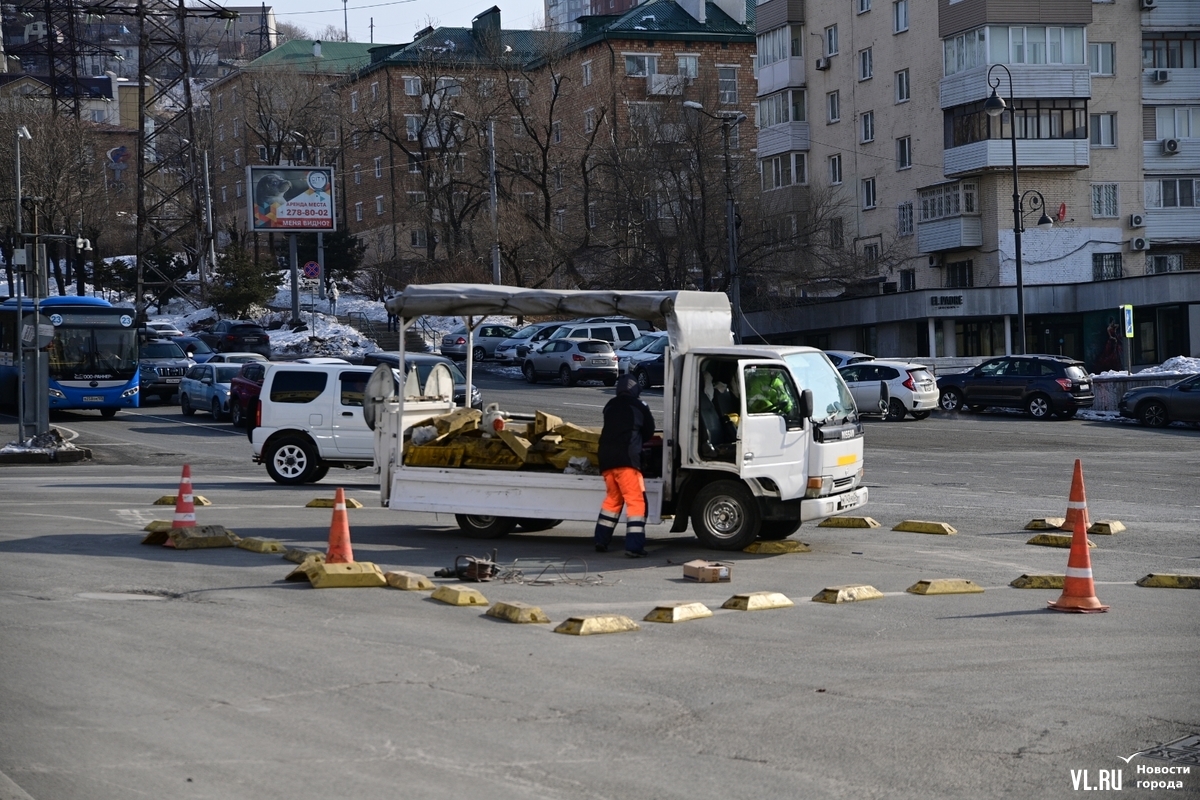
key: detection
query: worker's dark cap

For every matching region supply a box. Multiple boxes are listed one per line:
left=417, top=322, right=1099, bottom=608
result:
left=615, top=374, right=640, bottom=397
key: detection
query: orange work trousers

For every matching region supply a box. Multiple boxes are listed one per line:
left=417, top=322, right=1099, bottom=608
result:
left=600, top=467, right=646, bottom=518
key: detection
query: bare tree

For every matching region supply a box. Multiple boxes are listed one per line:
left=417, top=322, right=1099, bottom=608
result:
left=274, top=21, right=309, bottom=45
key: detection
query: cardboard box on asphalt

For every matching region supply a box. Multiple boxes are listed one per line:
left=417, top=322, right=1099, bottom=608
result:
left=682, top=559, right=732, bottom=582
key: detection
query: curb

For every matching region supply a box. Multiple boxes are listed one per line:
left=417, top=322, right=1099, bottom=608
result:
left=0, top=447, right=92, bottom=465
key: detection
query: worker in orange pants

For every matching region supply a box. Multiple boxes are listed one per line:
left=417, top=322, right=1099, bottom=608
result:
left=594, top=374, right=655, bottom=557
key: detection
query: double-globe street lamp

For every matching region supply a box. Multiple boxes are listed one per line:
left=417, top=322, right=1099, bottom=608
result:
left=683, top=100, right=747, bottom=343
left=984, top=63, right=1054, bottom=356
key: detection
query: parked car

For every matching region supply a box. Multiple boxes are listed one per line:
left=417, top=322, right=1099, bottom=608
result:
left=144, top=320, right=183, bottom=338
left=172, top=336, right=215, bottom=363
left=229, top=360, right=269, bottom=429
left=198, top=320, right=272, bottom=358
left=440, top=324, right=518, bottom=361
left=937, top=355, right=1094, bottom=419
left=137, top=340, right=193, bottom=402
left=522, top=339, right=618, bottom=386
left=547, top=320, right=641, bottom=346
left=617, top=332, right=667, bottom=373
left=838, top=360, right=938, bottom=421
left=1119, top=374, right=1200, bottom=427
left=179, top=362, right=243, bottom=420
left=628, top=335, right=670, bottom=389
left=207, top=352, right=269, bottom=364
left=361, top=351, right=483, bottom=409
left=492, top=322, right=568, bottom=364
left=574, top=315, right=656, bottom=333
left=824, top=350, right=875, bottom=367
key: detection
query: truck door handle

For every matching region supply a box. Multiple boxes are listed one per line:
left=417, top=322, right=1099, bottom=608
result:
left=743, top=452, right=754, bottom=462
left=342, top=411, right=353, bottom=417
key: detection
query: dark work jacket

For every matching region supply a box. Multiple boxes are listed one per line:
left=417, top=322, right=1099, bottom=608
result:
left=598, top=394, right=656, bottom=472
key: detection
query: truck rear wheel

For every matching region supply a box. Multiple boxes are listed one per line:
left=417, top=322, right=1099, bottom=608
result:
left=455, top=514, right=516, bottom=538
left=691, top=480, right=761, bottom=551
left=757, top=519, right=802, bottom=540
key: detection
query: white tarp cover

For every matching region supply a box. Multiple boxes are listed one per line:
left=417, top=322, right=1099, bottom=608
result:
left=386, top=284, right=732, bottom=354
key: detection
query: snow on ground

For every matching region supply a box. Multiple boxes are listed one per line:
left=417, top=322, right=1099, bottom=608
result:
left=267, top=313, right=378, bottom=358
left=1091, top=355, right=1200, bottom=378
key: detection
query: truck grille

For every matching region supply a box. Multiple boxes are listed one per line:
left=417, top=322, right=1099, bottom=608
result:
left=833, top=476, right=855, bottom=490
left=156, top=367, right=185, bottom=377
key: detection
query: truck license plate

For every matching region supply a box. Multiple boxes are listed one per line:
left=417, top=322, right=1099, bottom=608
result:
left=83, top=396, right=103, bottom=402
left=837, top=494, right=862, bottom=511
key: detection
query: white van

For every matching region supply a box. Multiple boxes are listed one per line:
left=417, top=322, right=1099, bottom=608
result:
left=251, top=363, right=453, bottom=484
left=548, top=321, right=640, bottom=345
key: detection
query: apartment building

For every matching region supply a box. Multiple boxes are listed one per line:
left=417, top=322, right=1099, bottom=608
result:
left=748, top=0, right=1200, bottom=369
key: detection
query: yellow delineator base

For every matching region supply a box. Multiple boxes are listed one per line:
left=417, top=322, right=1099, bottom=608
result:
left=893, top=520, right=958, bottom=535
left=743, top=540, right=811, bottom=554
left=306, top=497, right=364, bottom=509
left=153, top=495, right=212, bottom=506
left=1026, top=533, right=1096, bottom=548
left=485, top=600, right=550, bottom=623
left=1025, top=517, right=1067, bottom=531
left=818, top=516, right=880, bottom=529
left=643, top=602, right=713, bottom=623
left=1088, top=520, right=1126, bottom=535
left=283, top=548, right=325, bottom=565
left=553, top=615, right=640, bottom=635
left=305, top=562, right=386, bottom=588
left=722, top=591, right=795, bottom=611
left=385, top=570, right=435, bottom=591
left=1010, top=574, right=1066, bottom=589
left=811, top=584, right=884, bottom=604
left=1136, top=573, right=1200, bottom=589
left=431, top=585, right=489, bottom=606
left=237, top=537, right=285, bottom=554
left=284, top=555, right=324, bottom=582
left=143, top=520, right=173, bottom=533
left=906, top=578, right=984, bottom=595
left=168, top=525, right=239, bottom=549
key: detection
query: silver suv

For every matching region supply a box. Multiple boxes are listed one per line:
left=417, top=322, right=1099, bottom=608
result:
left=137, top=340, right=193, bottom=402
left=522, top=339, right=618, bottom=386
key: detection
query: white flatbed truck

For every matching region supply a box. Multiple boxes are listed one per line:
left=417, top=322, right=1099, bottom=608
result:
left=370, top=285, right=867, bottom=550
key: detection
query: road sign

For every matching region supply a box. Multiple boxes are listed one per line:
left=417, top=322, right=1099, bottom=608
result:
left=1121, top=304, right=1134, bottom=339
left=302, top=261, right=320, bottom=279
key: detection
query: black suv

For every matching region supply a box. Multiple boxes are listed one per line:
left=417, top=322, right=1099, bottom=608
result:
left=198, top=320, right=271, bottom=358
left=937, top=355, right=1094, bottom=419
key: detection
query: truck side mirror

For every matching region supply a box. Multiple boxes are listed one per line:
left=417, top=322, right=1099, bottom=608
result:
left=799, top=389, right=814, bottom=419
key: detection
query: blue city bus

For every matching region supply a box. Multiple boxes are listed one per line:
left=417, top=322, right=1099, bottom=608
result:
left=0, top=296, right=140, bottom=417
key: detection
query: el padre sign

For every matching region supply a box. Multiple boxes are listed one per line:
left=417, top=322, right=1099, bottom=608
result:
left=248, top=166, right=337, bottom=232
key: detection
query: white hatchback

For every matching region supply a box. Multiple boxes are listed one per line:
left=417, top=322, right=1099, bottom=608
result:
left=838, top=360, right=939, bottom=421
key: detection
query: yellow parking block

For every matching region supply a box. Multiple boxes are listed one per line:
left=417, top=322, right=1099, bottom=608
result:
left=892, top=520, right=957, bottom=535
left=553, top=615, right=640, bottom=635
left=306, top=497, right=364, bottom=509
left=906, top=578, right=984, bottom=595
left=1010, top=574, right=1065, bottom=589
left=385, top=570, right=434, bottom=591
left=643, top=602, right=713, bottom=623
left=1024, top=517, right=1066, bottom=531
left=818, top=516, right=880, bottom=529
left=142, top=520, right=173, bottom=533
left=743, top=540, right=810, bottom=554
left=283, top=548, right=324, bottom=564
left=1026, top=533, right=1095, bottom=548
left=1088, top=520, right=1126, bottom=535
left=236, top=537, right=286, bottom=554
left=1136, top=574, right=1200, bottom=589
left=431, top=585, right=489, bottom=606
left=153, top=495, right=212, bottom=506
left=485, top=601, right=550, bottom=623
left=305, top=562, right=387, bottom=589
left=811, top=584, right=884, bottom=604
left=722, top=591, right=794, bottom=611
left=168, top=525, right=239, bottom=550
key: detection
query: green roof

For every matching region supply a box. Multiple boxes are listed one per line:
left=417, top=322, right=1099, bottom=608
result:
left=248, top=40, right=390, bottom=74
left=596, top=0, right=755, bottom=37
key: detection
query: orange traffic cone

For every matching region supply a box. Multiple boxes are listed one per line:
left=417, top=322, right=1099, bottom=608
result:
left=162, top=464, right=198, bottom=547
left=325, top=487, right=354, bottom=564
left=1059, top=459, right=1091, bottom=532
left=1049, top=492, right=1109, bottom=613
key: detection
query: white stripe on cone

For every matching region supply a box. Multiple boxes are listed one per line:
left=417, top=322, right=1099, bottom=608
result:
left=1065, top=566, right=1093, bottom=579
left=1067, top=501, right=1086, bottom=509
left=174, top=513, right=196, bottom=522
left=335, top=503, right=346, bottom=511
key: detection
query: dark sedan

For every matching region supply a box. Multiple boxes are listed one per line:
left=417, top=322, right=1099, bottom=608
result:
left=937, top=355, right=1093, bottom=419
left=1119, top=374, right=1200, bottom=427
left=199, top=320, right=272, bottom=358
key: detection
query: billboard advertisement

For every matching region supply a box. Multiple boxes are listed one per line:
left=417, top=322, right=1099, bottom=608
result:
left=247, top=166, right=336, bottom=232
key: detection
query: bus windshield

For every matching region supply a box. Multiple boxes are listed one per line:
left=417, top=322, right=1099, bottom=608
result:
left=49, top=327, right=139, bottom=380
left=783, top=351, right=857, bottom=424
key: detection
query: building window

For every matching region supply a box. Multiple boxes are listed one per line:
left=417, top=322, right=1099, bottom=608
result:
left=370, top=81, right=379, bottom=101
left=625, top=54, right=656, bottom=77
left=896, top=136, right=912, bottom=169
left=353, top=164, right=362, bottom=184
left=1091, top=183, right=1118, bottom=217
left=554, top=209, right=566, bottom=233
left=677, top=54, right=699, bottom=77
left=829, top=153, right=843, bottom=185
left=858, top=0, right=871, bottom=13
left=859, top=48, right=873, bottom=80
left=946, top=259, right=974, bottom=288
left=584, top=109, right=595, bottom=132
left=919, top=181, right=978, bottom=221
left=553, top=165, right=563, bottom=190
left=1144, top=178, right=1198, bottom=208
left=861, top=111, right=875, bottom=142
left=404, top=76, right=421, bottom=95
left=233, top=149, right=241, bottom=166
left=758, top=26, right=802, bottom=67
left=895, top=69, right=910, bottom=103
left=355, top=202, right=363, bottom=221
left=409, top=153, right=421, bottom=174
left=1090, top=113, right=1116, bottom=147
left=218, top=124, right=224, bottom=142
left=862, top=178, right=877, bottom=209
left=761, top=154, right=793, bottom=191
left=944, top=26, right=1085, bottom=76
left=1154, top=107, right=1200, bottom=139
left=219, top=156, right=226, bottom=172
left=948, top=98, right=1087, bottom=147
left=411, top=229, right=427, bottom=248
left=829, top=217, right=844, bottom=248
left=1092, top=253, right=1122, bottom=281
left=1088, top=42, right=1115, bottom=75
left=894, top=0, right=908, bottom=33
left=220, top=186, right=227, bottom=203
left=552, top=121, right=562, bottom=143
left=825, top=25, right=839, bottom=56
left=794, top=152, right=808, bottom=184
left=217, top=93, right=223, bottom=112
left=374, top=157, right=383, bottom=178
left=235, top=181, right=243, bottom=198
left=232, top=118, right=240, bottom=137
left=897, top=201, right=914, bottom=236
left=1149, top=254, right=1183, bottom=274
left=900, top=268, right=916, bottom=291
left=350, top=91, right=359, bottom=112
left=375, top=196, right=385, bottom=215
left=588, top=203, right=597, bottom=229
left=718, top=67, right=738, bottom=104
left=257, top=145, right=268, bottom=161
left=1142, top=36, right=1200, bottom=69
left=406, top=191, right=425, bottom=208
left=406, top=115, right=420, bottom=141
left=827, top=91, right=840, bottom=122
left=582, top=61, right=592, bottom=86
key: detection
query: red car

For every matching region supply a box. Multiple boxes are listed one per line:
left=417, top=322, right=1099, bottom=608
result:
left=230, top=361, right=268, bottom=430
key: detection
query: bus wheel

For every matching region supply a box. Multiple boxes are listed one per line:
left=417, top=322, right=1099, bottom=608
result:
left=99, top=407, right=118, bottom=419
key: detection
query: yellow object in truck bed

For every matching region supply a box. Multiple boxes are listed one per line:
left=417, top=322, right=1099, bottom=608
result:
left=553, top=422, right=601, bottom=444
left=405, top=444, right=465, bottom=467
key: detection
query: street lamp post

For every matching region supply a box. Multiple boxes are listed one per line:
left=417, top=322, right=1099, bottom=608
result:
left=683, top=100, right=747, bottom=342
left=984, top=64, right=1053, bottom=355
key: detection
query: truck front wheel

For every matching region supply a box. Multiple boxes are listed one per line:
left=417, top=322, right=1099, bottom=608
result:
left=455, top=514, right=516, bottom=538
left=757, top=519, right=802, bottom=540
left=691, top=480, right=761, bottom=550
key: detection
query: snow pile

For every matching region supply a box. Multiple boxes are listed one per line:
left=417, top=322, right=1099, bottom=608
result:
left=267, top=313, right=378, bottom=358
left=2, top=429, right=84, bottom=454
left=1091, top=355, right=1200, bottom=378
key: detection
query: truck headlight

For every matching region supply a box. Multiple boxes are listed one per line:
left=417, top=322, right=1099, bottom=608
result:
left=805, top=476, right=833, bottom=498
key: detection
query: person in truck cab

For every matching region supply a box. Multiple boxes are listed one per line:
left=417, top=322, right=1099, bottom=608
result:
left=746, top=365, right=795, bottom=416
left=593, top=373, right=656, bottom=558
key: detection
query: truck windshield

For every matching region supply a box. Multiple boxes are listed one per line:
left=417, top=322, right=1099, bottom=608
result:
left=783, top=352, right=857, bottom=423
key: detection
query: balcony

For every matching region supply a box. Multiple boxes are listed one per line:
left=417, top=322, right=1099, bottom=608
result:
left=1141, top=68, right=1200, bottom=104
left=940, top=64, right=1090, bottom=110
left=1142, top=138, right=1200, bottom=174
left=756, top=121, right=809, bottom=159
left=1144, top=208, right=1200, bottom=244
left=944, top=139, right=1089, bottom=177
left=647, top=73, right=688, bottom=96
left=757, top=56, right=806, bottom=97
left=918, top=216, right=983, bottom=254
